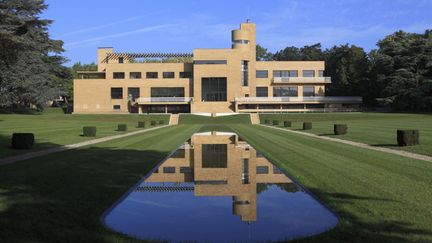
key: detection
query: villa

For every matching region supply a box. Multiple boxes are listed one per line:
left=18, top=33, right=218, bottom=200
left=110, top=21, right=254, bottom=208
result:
left=73, top=21, right=362, bottom=114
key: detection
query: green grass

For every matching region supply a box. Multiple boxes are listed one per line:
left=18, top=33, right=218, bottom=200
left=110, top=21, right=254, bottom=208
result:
left=178, top=114, right=251, bottom=124
left=0, top=124, right=200, bottom=243
left=0, top=108, right=169, bottom=158
left=1, top=112, right=432, bottom=242
left=229, top=124, right=432, bottom=242
left=259, top=112, right=432, bottom=156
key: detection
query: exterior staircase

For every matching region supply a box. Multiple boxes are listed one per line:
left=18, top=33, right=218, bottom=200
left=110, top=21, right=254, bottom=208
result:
left=169, top=114, right=179, bottom=125
left=249, top=113, right=260, bottom=124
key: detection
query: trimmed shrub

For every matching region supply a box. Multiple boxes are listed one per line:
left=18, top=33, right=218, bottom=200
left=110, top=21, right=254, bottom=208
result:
left=151, top=120, right=156, bottom=126
left=264, top=119, right=270, bottom=124
left=397, top=130, right=419, bottom=146
left=83, top=126, right=96, bottom=137
left=334, top=124, right=348, bottom=135
left=284, top=121, right=292, bottom=127
left=272, top=120, right=279, bottom=126
left=11, top=133, right=34, bottom=149
left=137, top=121, right=146, bottom=128
left=303, top=122, right=312, bottom=130
left=117, top=124, right=127, bottom=131
left=159, top=120, right=164, bottom=125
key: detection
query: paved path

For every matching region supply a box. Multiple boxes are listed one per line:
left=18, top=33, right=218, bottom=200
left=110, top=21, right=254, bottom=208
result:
left=259, top=124, right=432, bottom=162
left=0, top=125, right=172, bottom=166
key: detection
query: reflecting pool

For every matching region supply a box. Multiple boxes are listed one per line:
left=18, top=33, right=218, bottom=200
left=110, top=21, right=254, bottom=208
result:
left=103, top=132, right=338, bottom=242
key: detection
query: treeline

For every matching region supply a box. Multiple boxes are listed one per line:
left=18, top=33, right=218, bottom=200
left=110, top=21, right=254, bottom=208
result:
left=257, top=29, right=432, bottom=111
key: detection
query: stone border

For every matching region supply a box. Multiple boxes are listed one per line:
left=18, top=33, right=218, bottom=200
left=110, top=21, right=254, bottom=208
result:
left=258, top=124, right=432, bottom=162
left=0, top=125, right=173, bottom=166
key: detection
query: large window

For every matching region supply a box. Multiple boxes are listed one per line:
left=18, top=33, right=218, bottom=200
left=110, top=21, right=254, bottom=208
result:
left=256, top=87, right=268, bottom=97
left=303, top=70, right=315, bottom=77
left=303, top=86, right=315, bottom=97
left=146, top=72, right=158, bottom=79
left=163, top=72, right=175, bottom=79
left=273, top=86, right=298, bottom=97
left=201, top=77, right=227, bottom=102
left=256, top=70, right=268, bottom=78
left=318, top=70, right=324, bottom=77
left=241, top=60, right=249, bottom=86
left=111, top=87, right=123, bottom=99
left=151, top=87, right=184, bottom=97
left=113, top=72, right=125, bottom=79
left=130, top=72, right=141, bottom=79
left=273, top=70, right=298, bottom=78
left=202, top=144, right=227, bottom=168
left=180, top=72, right=192, bottom=78
left=195, top=60, right=227, bottom=64
left=128, top=87, right=140, bottom=99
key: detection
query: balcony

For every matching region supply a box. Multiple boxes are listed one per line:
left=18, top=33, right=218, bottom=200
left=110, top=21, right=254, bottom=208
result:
left=272, top=77, right=331, bottom=84
left=235, top=96, right=362, bottom=104
left=135, top=97, right=193, bottom=104
left=76, top=71, right=106, bottom=79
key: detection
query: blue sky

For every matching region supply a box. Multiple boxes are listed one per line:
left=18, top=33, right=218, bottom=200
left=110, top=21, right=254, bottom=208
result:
left=42, top=0, right=432, bottom=65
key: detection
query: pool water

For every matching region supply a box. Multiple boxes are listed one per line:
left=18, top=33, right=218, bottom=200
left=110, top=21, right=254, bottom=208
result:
left=103, top=131, right=338, bottom=242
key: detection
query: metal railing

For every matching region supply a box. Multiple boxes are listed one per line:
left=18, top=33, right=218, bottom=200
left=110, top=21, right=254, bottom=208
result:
left=135, top=97, right=193, bottom=103
left=272, top=77, right=331, bottom=83
left=235, top=96, right=362, bottom=103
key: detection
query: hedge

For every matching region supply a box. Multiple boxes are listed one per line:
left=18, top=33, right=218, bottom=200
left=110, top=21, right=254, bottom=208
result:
left=303, top=122, right=312, bottom=130
left=272, top=120, right=279, bottom=126
left=83, top=126, right=96, bottom=137
left=11, top=133, right=34, bottom=149
left=117, top=124, right=127, bottom=131
left=397, top=130, right=419, bottom=146
left=284, top=121, right=292, bottom=127
left=138, top=121, right=146, bottom=128
left=334, top=124, right=348, bottom=135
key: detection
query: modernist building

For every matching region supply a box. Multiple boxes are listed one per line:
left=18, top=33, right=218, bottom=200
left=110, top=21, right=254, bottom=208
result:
left=73, top=21, right=361, bottom=114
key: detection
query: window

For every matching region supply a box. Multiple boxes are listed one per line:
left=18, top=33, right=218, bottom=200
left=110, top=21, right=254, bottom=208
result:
left=242, top=158, right=249, bottom=184
left=201, top=77, right=227, bottom=102
left=151, top=87, right=184, bottom=97
left=303, top=86, right=315, bottom=97
left=180, top=72, right=192, bottom=78
left=195, top=60, right=227, bottom=64
left=146, top=72, right=158, bottom=79
left=163, top=72, right=175, bottom=79
left=111, top=87, right=123, bottom=99
left=113, top=105, right=121, bottom=110
left=163, top=167, right=175, bottom=173
left=256, top=70, right=268, bottom=78
left=303, top=70, right=315, bottom=77
left=113, top=72, right=125, bottom=79
left=273, top=70, right=298, bottom=77
left=256, top=166, right=269, bottom=174
left=202, top=144, right=227, bottom=168
left=180, top=167, right=192, bottom=173
left=128, top=87, right=140, bottom=100
left=130, top=72, right=141, bottom=79
left=318, top=70, right=324, bottom=77
left=118, top=57, right=124, bottom=63
left=241, top=60, right=248, bottom=86
left=273, top=86, right=298, bottom=97
left=172, top=149, right=185, bottom=158
left=233, top=40, right=250, bottom=44
left=256, top=87, right=268, bottom=97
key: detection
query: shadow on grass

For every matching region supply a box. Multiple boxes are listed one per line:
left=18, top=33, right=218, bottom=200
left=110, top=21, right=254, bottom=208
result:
left=372, top=143, right=399, bottom=147
left=0, top=136, right=173, bottom=242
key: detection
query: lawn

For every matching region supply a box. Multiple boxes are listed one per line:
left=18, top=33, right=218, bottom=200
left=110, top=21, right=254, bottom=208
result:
left=259, top=112, right=432, bottom=156
left=178, top=113, right=251, bottom=124
left=0, top=108, right=169, bottom=158
left=1, top=113, right=432, bottom=242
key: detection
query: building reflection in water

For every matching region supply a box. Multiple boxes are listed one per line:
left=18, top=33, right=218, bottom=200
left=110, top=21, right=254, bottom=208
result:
left=144, top=131, right=295, bottom=223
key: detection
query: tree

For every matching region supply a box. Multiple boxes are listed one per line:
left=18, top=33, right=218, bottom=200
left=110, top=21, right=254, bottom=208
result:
left=256, top=44, right=273, bottom=61
left=0, top=0, right=70, bottom=110
left=273, top=43, right=323, bottom=61
left=371, top=30, right=432, bottom=111
left=324, top=45, right=372, bottom=103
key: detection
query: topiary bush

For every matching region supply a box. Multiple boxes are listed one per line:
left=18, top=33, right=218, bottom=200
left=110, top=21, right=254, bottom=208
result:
left=83, top=126, right=96, bottom=137
left=272, top=120, right=279, bottom=126
left=397, top=130, right=419, bottom=146
left=334, top=124, right=348, bottom=135
left=138, top=121, right=146, bottom=128
left=284, top=121, right=292, bottom=127
left=303, top=122, right=312, bottom=130
left=159, top=120, right=164, bottom=125
left=151, top=120, right=156, bottom=126
left=11, top=133, right=34, bottom=149
left=264, top=119, right=270, bottom=124
left=117, top=124, right=127, bottom=131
